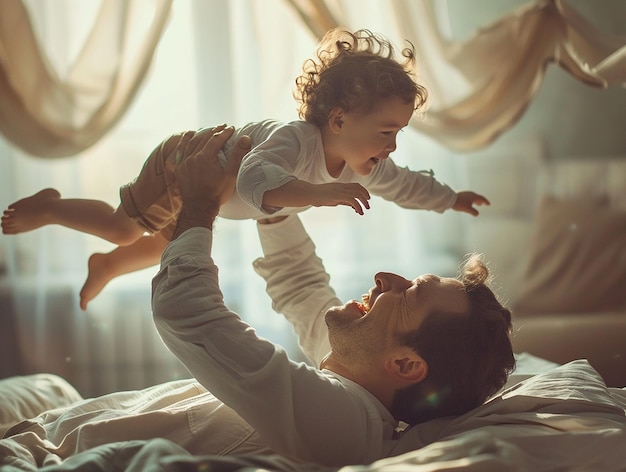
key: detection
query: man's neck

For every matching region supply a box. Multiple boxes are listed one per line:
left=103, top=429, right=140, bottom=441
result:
left=321, top=354, right=395, bottom=411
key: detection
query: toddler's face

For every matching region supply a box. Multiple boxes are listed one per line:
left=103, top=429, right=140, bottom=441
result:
left=339, top=96, right=414, bottom=176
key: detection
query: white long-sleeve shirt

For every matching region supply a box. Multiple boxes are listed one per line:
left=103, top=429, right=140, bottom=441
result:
left=218, top=119, right=457, bottom=219
left=152, top=215, right=398, bottom=466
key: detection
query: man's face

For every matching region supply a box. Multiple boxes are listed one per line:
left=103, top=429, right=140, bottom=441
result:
left=325, top=272, right=470, bottom=362
left=337, top=96, right=415, bottom=176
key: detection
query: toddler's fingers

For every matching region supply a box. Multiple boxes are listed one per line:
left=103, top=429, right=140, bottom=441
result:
left=348, top=199, right=365, bottom=216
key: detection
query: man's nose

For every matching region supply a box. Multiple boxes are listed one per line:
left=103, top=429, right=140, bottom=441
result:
left=374, top=272, right=408, bottom=292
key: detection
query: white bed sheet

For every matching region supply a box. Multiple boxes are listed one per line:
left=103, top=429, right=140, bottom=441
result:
left=1, top=356, right=625, bottom=471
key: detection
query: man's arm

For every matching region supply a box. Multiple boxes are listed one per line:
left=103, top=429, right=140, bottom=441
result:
left=151, top=128, right=369, bottom=466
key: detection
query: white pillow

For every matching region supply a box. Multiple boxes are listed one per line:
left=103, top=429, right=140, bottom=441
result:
left=0, top=373, right=83, bottom=436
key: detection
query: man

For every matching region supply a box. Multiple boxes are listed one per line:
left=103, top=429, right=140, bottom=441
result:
left=152, top=125, right=515, bottom=467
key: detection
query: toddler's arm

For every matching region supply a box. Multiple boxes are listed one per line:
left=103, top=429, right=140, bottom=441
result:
left=452, top=191, right=490, bottom=216
left=263, top=180, right=371, bottom=215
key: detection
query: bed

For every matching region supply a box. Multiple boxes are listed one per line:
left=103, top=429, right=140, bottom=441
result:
left=1, top=354, right=625, bottom=471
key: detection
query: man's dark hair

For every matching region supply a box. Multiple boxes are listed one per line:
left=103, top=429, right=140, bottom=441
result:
left=391, top=254, right=515, bottom=424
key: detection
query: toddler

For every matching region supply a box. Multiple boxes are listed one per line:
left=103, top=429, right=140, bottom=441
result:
left=2, top=29, right=489, bottom=309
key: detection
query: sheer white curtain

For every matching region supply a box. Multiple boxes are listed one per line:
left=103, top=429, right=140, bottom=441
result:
left=0, top=0, right=203, bottom=395
left=0, top=0, right=172, bottom=157
left=288, top=0, right=626, bottom=151
left=0, top=0, right=464, bottom=396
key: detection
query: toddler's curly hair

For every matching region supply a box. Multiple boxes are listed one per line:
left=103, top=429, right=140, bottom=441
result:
left=294, top=28, right=428, bottom=127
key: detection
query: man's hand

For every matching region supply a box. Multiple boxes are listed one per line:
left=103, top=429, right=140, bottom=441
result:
left=172, top=126, right=252, bottom=239
left=452, top=191, right=491, bottom=216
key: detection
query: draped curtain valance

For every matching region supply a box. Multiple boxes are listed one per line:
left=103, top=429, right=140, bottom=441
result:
left=0, top=0, right=172, bottom=157
left=0, top=0, right=624, bottom=157
left=286, top=0, right=626, bottom=151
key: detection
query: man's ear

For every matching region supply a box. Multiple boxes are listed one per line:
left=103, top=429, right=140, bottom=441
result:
left=385, top=349, right=428, bottom=385
left=328, top=107, right=344, bottom=133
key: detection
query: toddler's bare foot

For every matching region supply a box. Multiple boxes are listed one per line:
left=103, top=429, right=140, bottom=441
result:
left=80, top=253, right=113, bottom=310
left=1, top=188, right=61, bottom=234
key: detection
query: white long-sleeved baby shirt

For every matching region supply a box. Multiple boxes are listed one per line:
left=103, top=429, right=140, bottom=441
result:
left=217, top=119, right=457, bottom=219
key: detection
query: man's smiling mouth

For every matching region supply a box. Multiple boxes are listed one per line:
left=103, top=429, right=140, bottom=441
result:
left=357, top=295, right=371, bottom=315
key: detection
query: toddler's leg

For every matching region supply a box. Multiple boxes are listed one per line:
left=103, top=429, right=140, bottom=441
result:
left=2, top=188, right=61, bottom=234
left=79, top=233, right=168, bottom=310
left=2, top=188, right=144, bottom=245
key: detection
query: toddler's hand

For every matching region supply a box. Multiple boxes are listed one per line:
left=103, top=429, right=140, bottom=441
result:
left=312, top=183, right=371, bottom=215
left=452, top=191, right=490, bottom=216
